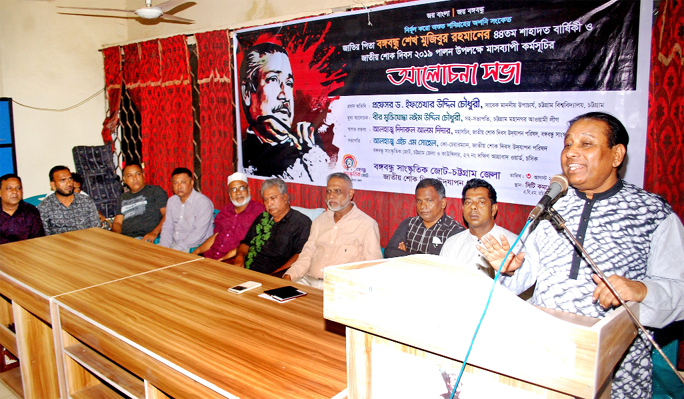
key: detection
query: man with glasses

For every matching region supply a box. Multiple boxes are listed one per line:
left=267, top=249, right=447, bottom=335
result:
left=37, top=166, right=99, bottom=235
left=284, top=173, right=382, bottom=288
left=192, top=172, right=265, bottom=261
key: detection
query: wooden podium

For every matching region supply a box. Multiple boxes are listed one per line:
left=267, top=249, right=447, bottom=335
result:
left=323, top=255, right=639, bottom=399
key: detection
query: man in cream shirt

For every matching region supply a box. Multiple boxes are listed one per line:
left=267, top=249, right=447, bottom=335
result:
left=283, top=173, right=382, bottom=288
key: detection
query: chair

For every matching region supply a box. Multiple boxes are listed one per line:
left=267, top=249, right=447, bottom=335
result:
left=652, top=321, right=684, bottom=398
left=72, top=145, right=122, bottom=219
left=23, top=194, right=48, bottom=207
left=269, top=206, right=326, bottom=277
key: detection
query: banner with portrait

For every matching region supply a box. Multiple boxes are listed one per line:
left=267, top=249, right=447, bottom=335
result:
left=232, top=0, right=651, bottom=205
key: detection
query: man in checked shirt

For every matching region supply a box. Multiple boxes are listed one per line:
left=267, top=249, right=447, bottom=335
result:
left=440, top=178, right=517, bottom=278
left=385, top=178, right=464, bottom=258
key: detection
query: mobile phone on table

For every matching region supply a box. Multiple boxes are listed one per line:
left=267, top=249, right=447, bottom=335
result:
left=228, top=281, right=262, bottom=294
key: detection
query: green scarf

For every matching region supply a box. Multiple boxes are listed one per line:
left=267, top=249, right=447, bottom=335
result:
left=244, top=211, right=274, bottom=269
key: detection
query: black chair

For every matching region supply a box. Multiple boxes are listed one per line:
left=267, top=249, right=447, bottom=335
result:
left=72, top=145, right=123, bottom=219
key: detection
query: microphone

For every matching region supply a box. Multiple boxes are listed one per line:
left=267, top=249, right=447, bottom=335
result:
left=527, top=174, right=569, bottom=221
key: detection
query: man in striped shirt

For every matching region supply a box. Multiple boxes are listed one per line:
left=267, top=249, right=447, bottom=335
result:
left=385, top=178, right=464, bottom=258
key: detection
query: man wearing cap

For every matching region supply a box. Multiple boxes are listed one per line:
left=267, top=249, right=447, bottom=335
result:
left=192, top=172, right=265, bottom=261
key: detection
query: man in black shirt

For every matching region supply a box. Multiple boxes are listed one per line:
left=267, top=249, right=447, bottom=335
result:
left=233, top=178, right=311, bottom=275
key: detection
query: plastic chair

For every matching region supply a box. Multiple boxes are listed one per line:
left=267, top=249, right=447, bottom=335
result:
left=23, top=194, right=48, bottom=207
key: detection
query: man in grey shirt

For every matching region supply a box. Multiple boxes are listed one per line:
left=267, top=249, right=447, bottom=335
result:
left=37, top=166, right=100, bottom=235
left=113, top=163, right=167, bottom=241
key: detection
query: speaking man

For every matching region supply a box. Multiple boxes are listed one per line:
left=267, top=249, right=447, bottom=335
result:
left=479, top=112, right=684, bottom=397
left=37, top=166, right=100, bottom=235
left=440, top=178, right=517, bottom=278
left=159, top=168, right=214, bottom=252
left=0, top=174, right=45, bottom=244
left=239, top=42, right=329, bottom=181
left=385, top=178, right=464, bottom=257
left=284, top=173, right=382, bottom=289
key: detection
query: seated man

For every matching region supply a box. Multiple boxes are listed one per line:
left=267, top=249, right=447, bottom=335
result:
left=233, top=178, right=311, bottom=275
left=385, top=178, right=464, bottom=257
left=71, top=172, right=84, bottom=194
left=192, top=172, right=265, bottom=260
left=159, top=168, right=214, bottom=252
left=37, top=166, right=100, bottom=235
left=284, top=172, right=383, bottom=289
left=440, top=178, right=517, bottom=278
left=112, top=163, right=167, bottom=242
left=0, top=173, right=45, bottom=244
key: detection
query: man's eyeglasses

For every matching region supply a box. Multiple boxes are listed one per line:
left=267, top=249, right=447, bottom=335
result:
left=229, top=186, right=248, bottom=194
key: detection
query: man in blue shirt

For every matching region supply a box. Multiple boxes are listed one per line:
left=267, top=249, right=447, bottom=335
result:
left=159, top=167, right=214, bottom=252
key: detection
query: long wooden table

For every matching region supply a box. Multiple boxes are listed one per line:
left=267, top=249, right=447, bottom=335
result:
left=54, top=259, right=347, bottom=398
left=0, top=228, right=199, bottom=398
left=0, top=228, right=347, bottom=398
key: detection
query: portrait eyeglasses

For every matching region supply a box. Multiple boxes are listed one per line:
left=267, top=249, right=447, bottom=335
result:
left=229, top=186, right=249, bottom=193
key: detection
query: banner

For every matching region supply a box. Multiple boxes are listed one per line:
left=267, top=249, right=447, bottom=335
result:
left=233, top=0, right=651, bottom=205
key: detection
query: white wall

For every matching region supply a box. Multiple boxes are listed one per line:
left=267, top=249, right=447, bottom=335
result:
left=0, top=0, right=368, bottom=196
left=0, top=0, right=127, bottom=196
left=123, top=0, right=364, bottom=43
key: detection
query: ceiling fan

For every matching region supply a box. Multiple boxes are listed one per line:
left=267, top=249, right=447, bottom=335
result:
left=57, top=0, right=195, bottom=23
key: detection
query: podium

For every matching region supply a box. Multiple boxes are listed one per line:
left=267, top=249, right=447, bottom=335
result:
left=323, top=255, right=638, bottom=399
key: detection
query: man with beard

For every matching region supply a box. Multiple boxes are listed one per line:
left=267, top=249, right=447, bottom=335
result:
left=192, top=172, right=265, bottom=261
left=385, top=178, right=464, bottom=258
left=0, top=173, right=45, bottom=244
left=284, top=172, right=382, bottom=289
left=37, top=166, right=100, bottom=235
left=239, top=42, right=329, bottom=181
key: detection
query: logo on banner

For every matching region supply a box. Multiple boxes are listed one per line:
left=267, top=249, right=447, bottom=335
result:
left=342, top=154, right=357, bottom=171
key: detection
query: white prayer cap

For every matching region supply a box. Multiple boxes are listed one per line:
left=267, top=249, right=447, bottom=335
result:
left=227, top=172, right=248, bottom=185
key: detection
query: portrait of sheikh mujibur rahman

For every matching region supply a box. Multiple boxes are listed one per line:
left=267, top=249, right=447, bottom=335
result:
left=239, top=42, right=331, bottom=182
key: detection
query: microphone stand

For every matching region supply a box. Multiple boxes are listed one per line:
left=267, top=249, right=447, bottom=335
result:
left=547, top=207, right=684, bottom=386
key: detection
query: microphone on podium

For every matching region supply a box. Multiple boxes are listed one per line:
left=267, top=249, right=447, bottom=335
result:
left=527, top=174, right=569, bottom=221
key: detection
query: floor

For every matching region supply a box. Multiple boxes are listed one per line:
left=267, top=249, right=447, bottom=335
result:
left=0, top=381, right=20, bottom=399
